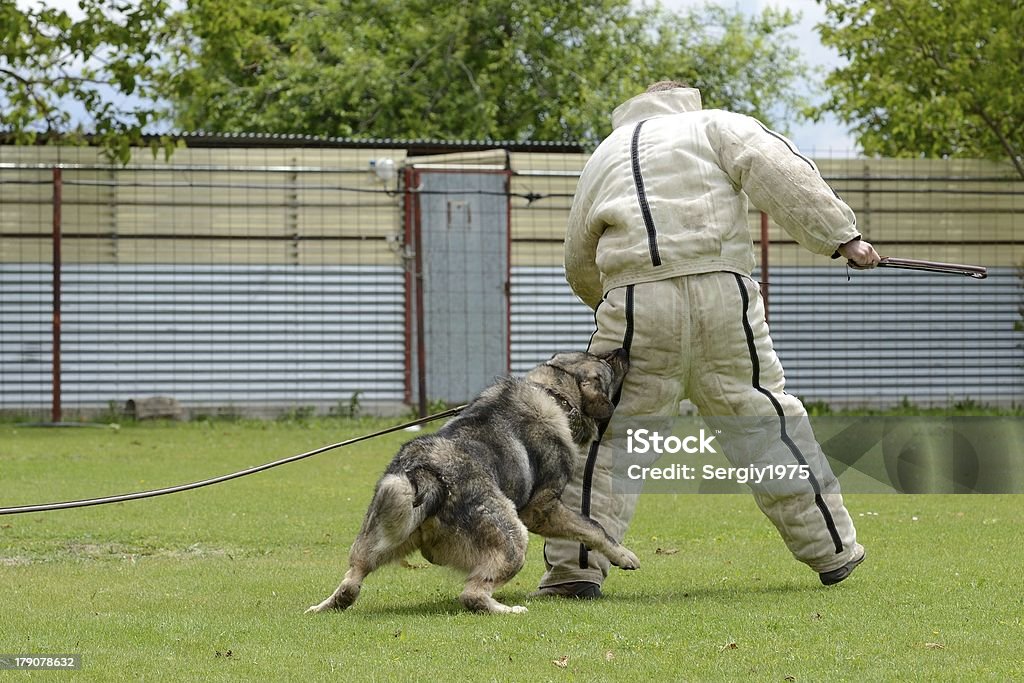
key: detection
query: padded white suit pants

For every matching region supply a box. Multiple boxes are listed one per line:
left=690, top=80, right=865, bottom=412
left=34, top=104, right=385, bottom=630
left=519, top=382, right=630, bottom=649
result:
left=538, top=273, right=863, bottom=588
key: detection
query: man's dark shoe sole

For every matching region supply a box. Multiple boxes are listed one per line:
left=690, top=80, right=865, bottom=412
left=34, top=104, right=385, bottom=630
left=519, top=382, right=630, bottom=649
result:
left=819, top=551, right=866, bottom=586
left=528, top=581, right=602, bottom=599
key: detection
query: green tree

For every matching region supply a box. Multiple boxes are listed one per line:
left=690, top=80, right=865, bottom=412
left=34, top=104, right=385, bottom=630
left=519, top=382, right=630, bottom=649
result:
left=163, top=0, right=810, bottom=145
left=0, top=0, right=174, bottom=162
left=815, top=0, right=1024, bottom=178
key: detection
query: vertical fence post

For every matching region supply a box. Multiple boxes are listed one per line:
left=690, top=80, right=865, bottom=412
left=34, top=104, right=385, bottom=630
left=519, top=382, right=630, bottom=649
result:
left=412, top=172, right=428, bottom=418
left=402, top=167, right=429, bottom=417
left=51, top=166, right=62, bottom=423
left=760, top=211, right=769, bottom=323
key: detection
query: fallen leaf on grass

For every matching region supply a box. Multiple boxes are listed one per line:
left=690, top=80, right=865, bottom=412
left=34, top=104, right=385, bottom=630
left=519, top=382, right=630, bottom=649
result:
left=604, top=651, right=615, bottom=661
left=552, top=655, right=569, bottom=669
left=924, top=642, right=945, bottom=650
left=719, top=641, right=738, bottom=652
left=655, top=547, right=679, bottom=555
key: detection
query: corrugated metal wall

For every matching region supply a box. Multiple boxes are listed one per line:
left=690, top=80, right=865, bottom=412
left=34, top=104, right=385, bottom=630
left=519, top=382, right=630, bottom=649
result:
left=0, top=263, right=405, bottom=411
left=1, top=145, right=1021, bottom=416
left=510, top=266, right=595, bottom=372
left=755, top=266, right=1018, bottom=407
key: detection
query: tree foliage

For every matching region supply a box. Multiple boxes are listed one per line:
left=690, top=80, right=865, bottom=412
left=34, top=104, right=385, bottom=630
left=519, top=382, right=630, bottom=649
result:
left=2, top=0, right=811, bottom=154
left=0, top=0, right=174, bottom=162
left=816, top=0, right=1024, bottom=178
left=163, top=0, right=809, bottom=145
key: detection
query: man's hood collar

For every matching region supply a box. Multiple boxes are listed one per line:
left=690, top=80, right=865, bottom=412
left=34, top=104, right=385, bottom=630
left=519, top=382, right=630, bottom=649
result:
left=611, top=88, right=703, bottom=128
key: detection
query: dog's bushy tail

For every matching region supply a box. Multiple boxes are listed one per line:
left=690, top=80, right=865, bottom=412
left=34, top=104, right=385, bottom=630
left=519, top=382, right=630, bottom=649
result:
left=363, top=467, right=445, bottom=551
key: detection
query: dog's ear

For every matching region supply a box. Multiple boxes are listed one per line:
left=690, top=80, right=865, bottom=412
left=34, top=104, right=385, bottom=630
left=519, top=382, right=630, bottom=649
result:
left=579, top=381, right=615, bottom=419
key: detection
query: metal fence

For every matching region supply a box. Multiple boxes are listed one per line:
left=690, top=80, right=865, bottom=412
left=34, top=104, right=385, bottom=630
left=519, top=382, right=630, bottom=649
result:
left=1, top=142, right=1021, bottom=419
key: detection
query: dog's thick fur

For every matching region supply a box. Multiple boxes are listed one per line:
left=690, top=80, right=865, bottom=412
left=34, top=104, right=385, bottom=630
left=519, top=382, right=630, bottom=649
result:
left=306, top=349, right=638, bottom=615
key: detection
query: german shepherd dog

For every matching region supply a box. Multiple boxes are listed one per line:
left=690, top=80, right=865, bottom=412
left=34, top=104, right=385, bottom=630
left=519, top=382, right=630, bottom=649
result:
left=306, top=349, right=638, bottom=615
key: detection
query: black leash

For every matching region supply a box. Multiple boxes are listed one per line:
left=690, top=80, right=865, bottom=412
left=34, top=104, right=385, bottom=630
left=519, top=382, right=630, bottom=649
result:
left=0, top=406, right=465, bottom=516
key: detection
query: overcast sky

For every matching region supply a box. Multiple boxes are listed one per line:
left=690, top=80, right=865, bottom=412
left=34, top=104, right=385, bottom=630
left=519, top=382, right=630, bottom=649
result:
left=19, top=0, right=859, bottom=155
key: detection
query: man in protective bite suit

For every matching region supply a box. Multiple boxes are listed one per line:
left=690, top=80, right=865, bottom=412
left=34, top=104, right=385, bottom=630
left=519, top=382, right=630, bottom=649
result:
left=535, top=81, right=878, bottom=599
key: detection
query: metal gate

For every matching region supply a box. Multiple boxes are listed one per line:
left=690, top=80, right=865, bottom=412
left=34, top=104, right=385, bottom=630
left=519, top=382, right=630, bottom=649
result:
left=405, top=167, right=511, bottom=412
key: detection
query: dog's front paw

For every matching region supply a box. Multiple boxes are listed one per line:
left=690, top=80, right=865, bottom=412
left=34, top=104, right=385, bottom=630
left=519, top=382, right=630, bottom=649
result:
left=611, top=546, right=640, bottom=570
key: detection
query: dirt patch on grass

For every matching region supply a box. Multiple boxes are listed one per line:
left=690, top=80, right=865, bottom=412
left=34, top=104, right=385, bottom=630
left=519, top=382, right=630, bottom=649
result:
left=3, top=542, right=241, bottom=565
left=66, top=541, right=237, bottom=561
left=0, top=556, right=33, bottom=567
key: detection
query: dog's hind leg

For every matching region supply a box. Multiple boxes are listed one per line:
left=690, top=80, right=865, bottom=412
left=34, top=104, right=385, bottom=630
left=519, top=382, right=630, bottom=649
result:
left=306, top=562, right=367, bottom=614
left=460, top=573, right=527, bottom=615
left=305, top=532, right=421, bottom=614
left=307, top=473, right=431, bottom=614
left=456, top=508, right=530, bottom=614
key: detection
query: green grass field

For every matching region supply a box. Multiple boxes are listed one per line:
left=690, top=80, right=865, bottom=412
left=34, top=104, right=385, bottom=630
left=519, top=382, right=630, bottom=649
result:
left=1, top=419, right=1022, bottom=681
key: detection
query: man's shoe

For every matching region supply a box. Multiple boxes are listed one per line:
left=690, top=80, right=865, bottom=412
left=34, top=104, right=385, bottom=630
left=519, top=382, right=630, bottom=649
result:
left=528, top=581, right=602, bottom=599
left=819, top=551, right=865, bottom=586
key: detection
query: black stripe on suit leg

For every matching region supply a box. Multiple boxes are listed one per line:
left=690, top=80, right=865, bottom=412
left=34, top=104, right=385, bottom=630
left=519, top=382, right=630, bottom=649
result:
left=732, top=274, right=843, bottom=554
left=576, top=285, right=634, bottom=569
